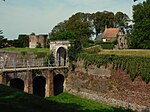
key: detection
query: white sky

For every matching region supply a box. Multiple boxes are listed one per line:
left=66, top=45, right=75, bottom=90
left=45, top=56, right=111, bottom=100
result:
left=0, top=0, right=143, bottom=40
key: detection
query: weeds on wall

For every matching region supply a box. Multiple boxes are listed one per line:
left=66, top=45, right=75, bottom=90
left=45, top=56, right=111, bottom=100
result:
left=78, top=53, right=150, bottom=83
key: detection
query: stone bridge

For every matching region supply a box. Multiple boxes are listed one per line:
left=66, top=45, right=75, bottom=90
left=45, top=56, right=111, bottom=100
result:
left=0, top=41, right=70, bottom=97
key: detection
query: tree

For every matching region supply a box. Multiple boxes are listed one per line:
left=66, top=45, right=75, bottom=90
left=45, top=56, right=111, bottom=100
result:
left=66, top=12, right=93, bottom=45
left=114, top=12, right=130, bottom=28
left=68, top=39, right=82, bottom=62
left=0, top=30, right=8, bottom=48
left=50, top=31, right=76, bottom=41
left=129, top=0, right=150, bottom=48
left=50, top=12, right=93, bottom=46
left=92, top=11, right=115, bottom=36
left=50, top=11, right=130, bottom=46
left=17, top=34, right=29, bottom=48
left=50, top=21, right=67, bottom=40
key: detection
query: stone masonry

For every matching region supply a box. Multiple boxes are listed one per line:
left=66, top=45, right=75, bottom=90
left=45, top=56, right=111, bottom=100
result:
left=65, top=60, right=150, bottom=112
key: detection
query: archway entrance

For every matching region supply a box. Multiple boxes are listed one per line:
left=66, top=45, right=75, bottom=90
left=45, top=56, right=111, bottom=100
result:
left=54, top=74, right=64, bottom=96
left=33, top=76, right=46, bottom=97
left=10, top=78, right=24, bottom=90
left=56, top=47, right=67, bottom=66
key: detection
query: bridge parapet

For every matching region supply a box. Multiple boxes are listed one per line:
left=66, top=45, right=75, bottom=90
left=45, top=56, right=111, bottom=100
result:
left=0, top=58, right=68, bottom=72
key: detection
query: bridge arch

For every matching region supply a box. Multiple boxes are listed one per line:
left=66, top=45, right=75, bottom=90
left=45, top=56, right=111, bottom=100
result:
left=10, top=78, right=24, bottom=91
left=56, top=47, right=67, bottom=66
left=54, top=74, right=64, bottom=96
left=33, top=76, right=46, bottom=97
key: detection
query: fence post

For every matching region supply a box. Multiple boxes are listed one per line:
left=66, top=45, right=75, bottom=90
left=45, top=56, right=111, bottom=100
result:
left=27, top=60, right=29, bottom=70
left=12, top=59, right=16, bottom=71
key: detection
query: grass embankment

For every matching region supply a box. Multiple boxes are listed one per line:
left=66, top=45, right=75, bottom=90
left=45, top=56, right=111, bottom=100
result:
left=0, top=84, right=133, bottom=112
left=0, top=48, right=50, bottom=58
left=99, top=49, right=150, bottom=58
left=0, top=48, right=49, bottom=53
left=1, top=48, right=150, bottom=58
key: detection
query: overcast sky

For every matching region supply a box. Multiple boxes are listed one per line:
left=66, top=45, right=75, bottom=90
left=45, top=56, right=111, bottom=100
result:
left=0, top=0, right=143, bottom=40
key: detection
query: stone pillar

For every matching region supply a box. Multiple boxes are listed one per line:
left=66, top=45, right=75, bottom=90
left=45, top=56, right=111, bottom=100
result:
left=24, top=70, right=33, bottom=94
left=45, top=71, right=54, bottom=97
left=0, top=72, right=6, bottom=84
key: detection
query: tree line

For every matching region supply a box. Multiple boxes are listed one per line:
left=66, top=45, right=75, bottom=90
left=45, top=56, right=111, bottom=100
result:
left=1, top=0, right=149, bottom=49
left=49, top=11, right=130, bottom=46
left=0, top=32, right=29, bottom=48
left=50, top=0, right=150, bottom=49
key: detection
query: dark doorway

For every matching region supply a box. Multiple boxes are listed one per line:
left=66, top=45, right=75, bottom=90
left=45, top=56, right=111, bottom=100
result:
left=56, top=47, right=66, bottom=66
left=33, top=76, right=46, bottom=97
left=10, top=78, right=24, bottom=90
left=54, top=74, right=64, bottom=96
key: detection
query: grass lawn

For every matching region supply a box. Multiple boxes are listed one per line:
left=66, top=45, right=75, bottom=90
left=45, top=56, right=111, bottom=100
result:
left=0, top=84, right=133, bottom=112
left=1, top=48, right=150, bottom=58
left=99, top=49, right=150, bottom=57
left=0, top=48, right=50, bottom=53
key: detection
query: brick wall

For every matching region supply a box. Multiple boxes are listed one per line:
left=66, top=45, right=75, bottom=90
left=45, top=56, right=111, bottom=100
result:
left=65, top=60, right=150, bottom=112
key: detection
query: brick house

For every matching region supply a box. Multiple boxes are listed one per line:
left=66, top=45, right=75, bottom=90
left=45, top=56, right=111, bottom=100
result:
left=102, top=28, right=120, bottom=42
left=96, top=28, right=128, bottom=49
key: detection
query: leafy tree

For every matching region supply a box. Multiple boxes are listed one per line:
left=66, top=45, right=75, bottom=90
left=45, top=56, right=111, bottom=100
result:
left=129, top=0, right=150, bottom=48
left=50, top=12, right=93, bottom=46
left=50, top=31, right=76, bottom=41
left=17, top=34, right=29, bottom=48
left=50, top=21, right=67, bottom=40
left=68, top=39, right=82, bottom=62
left=114, top=12, right=130, bottom=28
left=0, top=30, right=8, bottom=48
left=92, top=11, right=115, bottom=36
left=50, top=11, right=129, bottom=47
left=66, top=12, right=93, bottom=45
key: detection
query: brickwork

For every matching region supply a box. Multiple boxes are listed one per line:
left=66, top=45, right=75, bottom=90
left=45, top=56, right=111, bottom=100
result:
left=65, top=61, right=150, bottom=112
left=24, top=70, right=33, bottom=94
left=0, top=72, right=6, bottom=84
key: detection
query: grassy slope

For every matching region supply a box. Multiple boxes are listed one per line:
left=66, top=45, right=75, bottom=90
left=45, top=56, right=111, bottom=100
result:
left=0, top=84, right=133, bottom=112
left=1, top=48, right=150, bottom=57
left=0, top=48, right=50, bottom=53
left=99, top=49, right=150, bottom=57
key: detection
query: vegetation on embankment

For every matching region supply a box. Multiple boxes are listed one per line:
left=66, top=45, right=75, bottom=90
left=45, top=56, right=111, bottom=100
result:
left=77, top=53, right=150, bottom=83
left=0, top=48, right=49, bottom=53
left=0, top=84, right=133, bottom=112
left=0, top=48, right=50, bottom=58
left=99, top=49, right=150, bottom=58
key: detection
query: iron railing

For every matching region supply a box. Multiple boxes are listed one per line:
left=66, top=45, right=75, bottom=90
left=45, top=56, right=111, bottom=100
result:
left=0, top=58, right=68, bottom=71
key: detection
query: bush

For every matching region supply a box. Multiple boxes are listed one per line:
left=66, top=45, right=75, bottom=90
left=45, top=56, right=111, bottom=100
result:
left=95, top=42, right=114, bottom=49
left=83, top=45, right=102, bottom=54
left=78, top=53, right=150, bottom=83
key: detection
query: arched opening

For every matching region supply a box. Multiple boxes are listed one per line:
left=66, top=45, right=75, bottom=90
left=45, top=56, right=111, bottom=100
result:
left=54, top=74, right=64, bottom=96
left=56, top=47, right=67, bottom=66
left=10, top=78, right=24, bottom=91
left=33, top=76, right=46, bottom=97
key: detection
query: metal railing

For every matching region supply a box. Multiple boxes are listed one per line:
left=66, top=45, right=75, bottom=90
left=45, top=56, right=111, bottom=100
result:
left=0, top=58, right=68, bottom=72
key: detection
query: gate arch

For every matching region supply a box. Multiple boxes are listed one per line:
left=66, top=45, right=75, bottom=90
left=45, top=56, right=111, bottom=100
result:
left=33, top=76, right=46, bottom=97
left=54, top=74, right=64, bottom=96
left=10, top=78, right=24, bottom=90
left=56, top=47, right=67, bottom=66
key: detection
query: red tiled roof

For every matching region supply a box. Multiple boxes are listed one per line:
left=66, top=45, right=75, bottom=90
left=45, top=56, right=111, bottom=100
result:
left=103, top=28, right=120, bottom=38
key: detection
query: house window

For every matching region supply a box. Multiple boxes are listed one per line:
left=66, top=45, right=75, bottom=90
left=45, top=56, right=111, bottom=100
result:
left=102, top=39, right=106, bottom=42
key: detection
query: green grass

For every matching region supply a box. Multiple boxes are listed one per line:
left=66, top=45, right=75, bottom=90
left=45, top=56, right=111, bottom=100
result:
left=0, top=84, right=133, bottom=112
left=0, top=48, right=50, bottom=53
left=1, top=48, right=150, bottom=58
left=47, top=93, right=133, bottom=112
left=0, top=48, right=50, bottom=58
left=99, top=49, right=150, bottom=57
